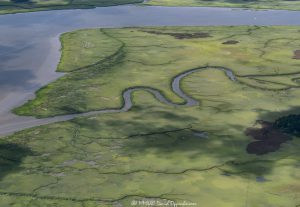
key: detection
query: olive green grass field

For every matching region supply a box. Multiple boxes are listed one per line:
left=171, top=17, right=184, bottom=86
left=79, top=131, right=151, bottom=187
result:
left=1, top=26, right=300, bottom=206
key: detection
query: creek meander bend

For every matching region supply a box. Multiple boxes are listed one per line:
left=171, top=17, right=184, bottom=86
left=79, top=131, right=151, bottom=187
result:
left=60, top=65, right=237, bottom=116
left=0, top=65, right=239, bottom=135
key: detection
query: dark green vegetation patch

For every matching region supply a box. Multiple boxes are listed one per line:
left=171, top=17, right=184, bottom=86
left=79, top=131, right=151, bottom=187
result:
left=274, top=114, right=300, bottom=135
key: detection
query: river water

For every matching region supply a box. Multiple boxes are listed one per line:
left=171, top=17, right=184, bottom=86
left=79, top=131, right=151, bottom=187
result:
left=1, top=5, right=300, bottom=135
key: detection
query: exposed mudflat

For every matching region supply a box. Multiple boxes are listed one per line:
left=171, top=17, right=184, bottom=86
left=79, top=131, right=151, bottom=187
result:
left=141, top=30, right=211, bottom=39
left=245, top=120, right=292, bottom=155
left=222, top=40, right=239, bottom=45
left=293, top=50, right=300, bottom=59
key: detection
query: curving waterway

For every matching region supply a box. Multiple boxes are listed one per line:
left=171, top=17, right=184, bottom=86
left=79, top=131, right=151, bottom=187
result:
left=1, top=5, right=300, bottom=135
left=0, top=66, right=237, bottom=135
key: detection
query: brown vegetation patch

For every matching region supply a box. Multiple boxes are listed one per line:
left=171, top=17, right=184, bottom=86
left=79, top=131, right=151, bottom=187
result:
left=245, top=120, right=292, bottom=155
left=142, top=30, right=211, bottom=39
left=222, top=40, right=239, bottom=45
left=293, top=50, right=300, bottom=59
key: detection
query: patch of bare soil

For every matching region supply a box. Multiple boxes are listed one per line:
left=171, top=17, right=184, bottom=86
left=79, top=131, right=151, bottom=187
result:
left=142, top=30, right=211, bottom=39
left=245, top=120, right=292, bottom=155
left=293, top=50, right=300, bottom=59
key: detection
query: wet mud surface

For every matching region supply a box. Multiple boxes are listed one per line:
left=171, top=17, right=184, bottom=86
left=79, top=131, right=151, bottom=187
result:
left=245, top=121, right=291, bottom=155
left=245, top=117, right=300, bottom=155
left=142, top=30, right=211, bottom=39
left=293, top=50, right=300, bottom=59
left=222, top=40, right=239, bottom=45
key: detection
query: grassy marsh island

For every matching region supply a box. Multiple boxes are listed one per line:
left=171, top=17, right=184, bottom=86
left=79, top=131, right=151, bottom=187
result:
left=2, top=0, right=300, bottom=15
left=0, top=0, right=143, bottom=15
left=144, top=0, right=300, bottom=10
left=0, top=26, right=299, bottom=206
